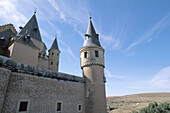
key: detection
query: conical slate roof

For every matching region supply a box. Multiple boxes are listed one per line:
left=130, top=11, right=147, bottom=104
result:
left=18, top=13, right=42, bottom=42
left=83, top=18, right=101, bottom=47
left=50, top=37, right=59, bottom=50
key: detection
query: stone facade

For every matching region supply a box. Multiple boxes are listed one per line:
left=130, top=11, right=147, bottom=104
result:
left=0, top=56, right=85, bottom=113
left=9, top=41, right=39, bottom=67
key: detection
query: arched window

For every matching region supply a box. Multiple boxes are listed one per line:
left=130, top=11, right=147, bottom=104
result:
left=84, top=52, right=87, bottom=58
left=95, top=51, right=99, bottom=57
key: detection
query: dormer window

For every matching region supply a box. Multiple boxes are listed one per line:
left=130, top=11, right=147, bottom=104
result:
left=33, top=28, right=38, bottom=33
left=84, top=52, right=87, bottom=58
left=95, top=51, right=99, bottom=57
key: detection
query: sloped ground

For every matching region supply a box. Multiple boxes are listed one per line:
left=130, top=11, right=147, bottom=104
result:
left=107, top=92, right=170, bottom=113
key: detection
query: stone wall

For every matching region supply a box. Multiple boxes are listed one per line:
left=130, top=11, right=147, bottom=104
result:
left=9, top=41, right=39, bottom=67
left=0, top=68, right=11, bottom=112
left=0, top=24, right=17, bottom=34
left=0, top=55, right=85, bottom=113
left=37, top=57, right=49, bottom=70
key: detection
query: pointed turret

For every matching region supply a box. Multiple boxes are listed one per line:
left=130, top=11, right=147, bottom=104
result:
left=18, top=13, right=42, bottom=42
left=49, top=37, right=60, bottom=51
left=80, top=17, right=106, bottom=113
left=48, top=36, right=60, bottom=72
left=83, top=17, right=101, bottom=47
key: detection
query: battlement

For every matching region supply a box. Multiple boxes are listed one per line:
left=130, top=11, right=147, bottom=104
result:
left=0, top=55, right=84, bottom=83
left=0, top=23, right=17, bottom=34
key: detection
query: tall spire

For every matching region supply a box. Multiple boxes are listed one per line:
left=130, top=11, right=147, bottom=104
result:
left=83, top=17, right=101, bottom=47
left=18, top=12, right=42, bottom=42
left=50, top=36, right=60, bottom=50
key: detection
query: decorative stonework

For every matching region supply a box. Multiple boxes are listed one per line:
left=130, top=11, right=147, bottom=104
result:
left=0, top=55, right=84, bottom=83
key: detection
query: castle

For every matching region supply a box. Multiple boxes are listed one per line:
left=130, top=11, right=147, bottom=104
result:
left=0, top=12, right=106, bottom=113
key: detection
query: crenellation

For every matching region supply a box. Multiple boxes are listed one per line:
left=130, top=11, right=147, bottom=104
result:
left=0, top=55, right=84, bottom=83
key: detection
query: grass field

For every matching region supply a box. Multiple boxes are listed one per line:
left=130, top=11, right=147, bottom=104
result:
left=107, top=92, right=170, bottom=113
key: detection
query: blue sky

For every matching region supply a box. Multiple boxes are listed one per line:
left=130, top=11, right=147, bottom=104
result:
left=0, top=0, right=170, bottom=96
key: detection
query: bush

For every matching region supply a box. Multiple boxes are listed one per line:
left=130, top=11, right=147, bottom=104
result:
left=132, top=102, right=170, bottom=113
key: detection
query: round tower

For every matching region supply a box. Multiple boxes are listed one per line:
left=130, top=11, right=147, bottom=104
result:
left=80, top=17, right=106, bottom=113
left=48, top=37, right=60, bottom=72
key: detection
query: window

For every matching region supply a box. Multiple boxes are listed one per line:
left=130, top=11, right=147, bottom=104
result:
left=84, top=52, right=87, bottom=58
left=17, top=100, right=30, bottom=113
left=33, top=28, right=38, bottom=33
left=57, top=53, right=59, bottom=56
left=51, top=61, right=53, bottom=65
left=78, top=104, right=82, bottom=112
left=19, top=101, right=28, bottom=112
left=52, top=52, right=54, bottom=55
left=56, top=102, right=62, bottom=112
left=57, top=62, right=59, bottom=66
left=95, top=51, right=99, bottom=57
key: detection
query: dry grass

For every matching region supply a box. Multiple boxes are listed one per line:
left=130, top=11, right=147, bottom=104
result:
left=107, top=92, right=170, bottom=113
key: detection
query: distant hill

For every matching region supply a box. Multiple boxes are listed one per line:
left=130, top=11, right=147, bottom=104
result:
left=107, top=92, right=170, bottom=113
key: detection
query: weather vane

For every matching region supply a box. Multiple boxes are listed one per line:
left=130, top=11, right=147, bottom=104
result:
left=89, top=11, right=92, bottom=19
left=34, top=8, right=37, bottom=14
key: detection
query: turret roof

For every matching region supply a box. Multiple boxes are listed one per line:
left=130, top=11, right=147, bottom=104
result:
left=18, top=13, right=42, bottom=42
left=50, top=37, right=59, bottom=50
left=83, top=17, right=101, bottom=47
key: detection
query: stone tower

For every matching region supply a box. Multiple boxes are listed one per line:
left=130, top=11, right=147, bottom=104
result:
left=48, top=37, right=60, bottom=72
left=80, top=17, right=107, bottom=113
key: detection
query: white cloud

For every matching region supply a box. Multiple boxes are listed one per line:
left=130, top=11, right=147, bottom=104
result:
left=105, top=69, right=126, bottom=79
left=59, top=40, right=78, bottom=61
left=126, top=13, right=170, bottom=51
left=47, top=0, right=88, bottom=37
left=0, top=0, right=28, bottom=30
left=127, top=66, right=170, bottom=90
left=150, top=66, right=170, bottom=88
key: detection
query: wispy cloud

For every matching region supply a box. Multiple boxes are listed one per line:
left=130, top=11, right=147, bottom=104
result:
left=0, top=0, right=28, bottom=30
left=100, top=13, right=130, bottom=49
left=126, top=13, right=170, bottom=51
left=105, top=69, right=126, bottom=79
left=59, top=40, right=78, bottom=61
left=128, top=66, right=170, bottom=90
left=150, top=66, right=170, bottom=88
left=47, top=0, right=88, bottom=38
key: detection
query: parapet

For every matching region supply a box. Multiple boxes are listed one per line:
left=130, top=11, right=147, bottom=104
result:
left=0, top=55, right=84, bottom=83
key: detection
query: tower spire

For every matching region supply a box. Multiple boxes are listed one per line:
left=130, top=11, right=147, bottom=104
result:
left=83, top=17, right=101, bottom=47
left=18, top=12, right=42, bottom=41
left=50, top=36, right=59, bottom=50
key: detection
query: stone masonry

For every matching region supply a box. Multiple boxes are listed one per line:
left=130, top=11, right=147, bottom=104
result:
left=0, top=56, right=85, bottom=113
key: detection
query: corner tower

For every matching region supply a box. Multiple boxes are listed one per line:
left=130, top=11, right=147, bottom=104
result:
left=48, top=36, right=60, bottom=72
left=80, top=17, right=106, bottom=113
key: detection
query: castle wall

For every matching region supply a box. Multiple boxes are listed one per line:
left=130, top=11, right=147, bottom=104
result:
left=8, top=41, right=39, bottom=67
left=83, top=65, right=106, bottom=113
left=0, top=56, right=85, bottom=113
left=48, top=49, right=60, bottom=72
left=0, top=68, right=11, bottom=112
left=2, top=72, right=85, bottom=113
left=31, top=38, right=46, bottom=54
left=37, top=57, right=49, bottom=69
left=0, top=24, right=17, bottom=34
left=80, top=46, right=104, bottom=67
